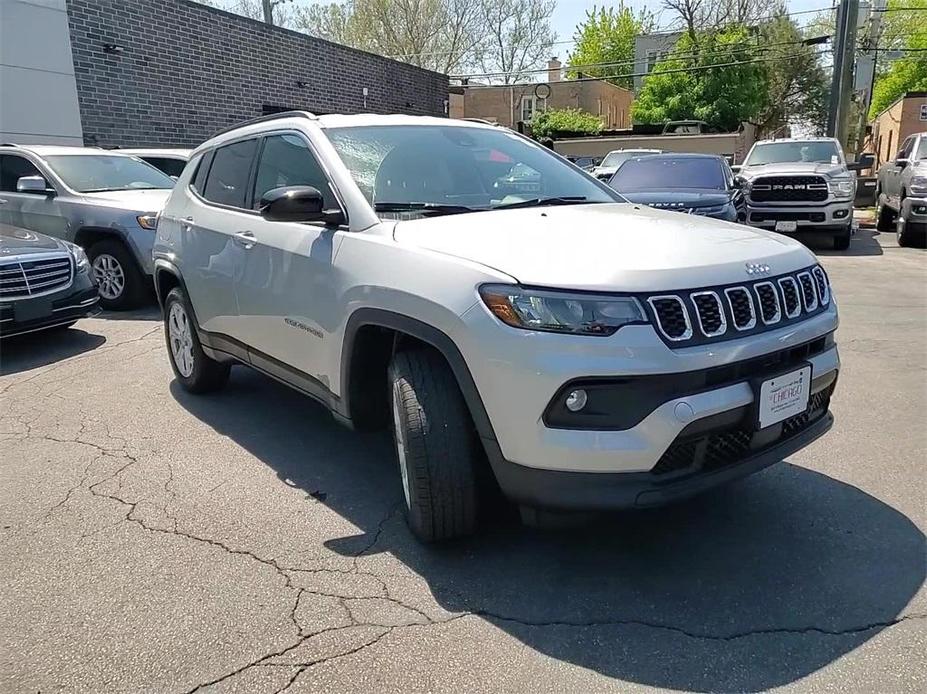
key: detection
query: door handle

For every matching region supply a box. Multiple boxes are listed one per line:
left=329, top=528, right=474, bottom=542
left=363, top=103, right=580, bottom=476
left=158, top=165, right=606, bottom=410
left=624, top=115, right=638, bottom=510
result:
left=181, top=215, right=194, bottom=231
left=0, top=199, right=7, bottom=204
left=233, top=231, right=256, bottom=249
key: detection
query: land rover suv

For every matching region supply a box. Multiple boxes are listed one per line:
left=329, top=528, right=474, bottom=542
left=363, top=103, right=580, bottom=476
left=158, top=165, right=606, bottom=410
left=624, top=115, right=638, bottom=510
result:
left=153, top=112, right=840, bottom=542
left=735, top=138, right=856, bottom=250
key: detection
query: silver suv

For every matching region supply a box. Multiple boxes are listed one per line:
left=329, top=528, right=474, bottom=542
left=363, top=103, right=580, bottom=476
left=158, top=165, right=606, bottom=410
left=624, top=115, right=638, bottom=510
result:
left=735, top=138, right=856, bottom=250
left=154, top=112, right=840, bottom=542
left=0, top=145, right=174, bottom=309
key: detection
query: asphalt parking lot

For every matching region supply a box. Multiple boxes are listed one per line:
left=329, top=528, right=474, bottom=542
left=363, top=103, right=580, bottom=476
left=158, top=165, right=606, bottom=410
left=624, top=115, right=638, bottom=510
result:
left=1, top=227, right=924, bottom=694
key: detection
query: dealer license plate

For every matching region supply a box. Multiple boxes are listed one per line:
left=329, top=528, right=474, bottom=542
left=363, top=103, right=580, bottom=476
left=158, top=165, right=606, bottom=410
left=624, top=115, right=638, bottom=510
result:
left=775, top=221, right=798, bottom=232
left=757, top=365, right=811, bottom=429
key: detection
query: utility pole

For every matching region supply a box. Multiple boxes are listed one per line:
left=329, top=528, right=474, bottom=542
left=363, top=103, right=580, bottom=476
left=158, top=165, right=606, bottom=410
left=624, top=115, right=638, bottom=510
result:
left=855, top=0, right=886, bottom=155
left=827, top=0, right=860, bottom=148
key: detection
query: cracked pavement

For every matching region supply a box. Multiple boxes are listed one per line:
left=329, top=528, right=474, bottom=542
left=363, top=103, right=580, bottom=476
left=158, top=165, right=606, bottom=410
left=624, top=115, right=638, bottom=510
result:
left=1, top=229, right=925, bottom=693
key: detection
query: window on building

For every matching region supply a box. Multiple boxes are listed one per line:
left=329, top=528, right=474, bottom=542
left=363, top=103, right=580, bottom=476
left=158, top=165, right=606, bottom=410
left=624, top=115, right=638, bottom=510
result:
left=646, top=50, right=658, bottom=73
left=520, top=95, right=546, bottom=122
left=252, top=133, right=337, bottom=210
left=202, top=138, right=259, bottom=208
left=0, top=154, right=42, bottom=192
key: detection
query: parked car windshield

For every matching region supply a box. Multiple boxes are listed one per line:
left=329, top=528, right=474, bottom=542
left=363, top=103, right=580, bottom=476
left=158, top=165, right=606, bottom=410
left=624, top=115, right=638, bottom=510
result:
left=610, top=156, right=727, bottom=191
left=324, top=125, right=620, bottom=217
left=44, top=154, right=175, bottom=193
left=601, top=150, right=656, bottom=168
left=744, top=141, right=841, bottom=166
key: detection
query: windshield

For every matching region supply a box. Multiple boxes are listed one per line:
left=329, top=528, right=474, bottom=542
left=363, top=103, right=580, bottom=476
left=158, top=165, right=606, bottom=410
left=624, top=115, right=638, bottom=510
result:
left=610, top=157, right=726, bottom=191
left=916, top=138, right=927, bottom=160
left=44, top=155, right=175, bottom=193
left=744, top=141, right=841, bottom=166
left=324, top=125, right=619, bottom=217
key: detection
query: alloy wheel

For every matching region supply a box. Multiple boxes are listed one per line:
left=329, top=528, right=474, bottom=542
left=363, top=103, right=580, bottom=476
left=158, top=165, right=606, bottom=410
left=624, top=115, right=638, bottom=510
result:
left=92, top=254, right=125, bottom=300
left=168, top=302, right=195, bottom=378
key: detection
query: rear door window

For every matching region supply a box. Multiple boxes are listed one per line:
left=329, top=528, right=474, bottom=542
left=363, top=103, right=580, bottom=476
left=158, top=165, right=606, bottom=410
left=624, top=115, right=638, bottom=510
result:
left=202, top=139, right=258, bottom=208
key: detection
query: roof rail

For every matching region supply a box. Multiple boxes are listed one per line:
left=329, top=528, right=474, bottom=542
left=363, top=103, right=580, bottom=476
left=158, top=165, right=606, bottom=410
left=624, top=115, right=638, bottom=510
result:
left=211, top=110, right=317, bottom=139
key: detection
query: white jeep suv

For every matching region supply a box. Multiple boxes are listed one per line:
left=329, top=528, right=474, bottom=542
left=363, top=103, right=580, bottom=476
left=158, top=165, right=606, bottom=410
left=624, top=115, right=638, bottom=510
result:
left=153, top=112, right=840, bottom=541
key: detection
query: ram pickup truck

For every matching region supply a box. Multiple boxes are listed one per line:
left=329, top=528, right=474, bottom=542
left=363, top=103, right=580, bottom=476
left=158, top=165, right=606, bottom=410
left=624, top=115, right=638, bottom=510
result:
left=875, top=130, right=927, bottom=247
left=734, top=138, right=857, bottom=250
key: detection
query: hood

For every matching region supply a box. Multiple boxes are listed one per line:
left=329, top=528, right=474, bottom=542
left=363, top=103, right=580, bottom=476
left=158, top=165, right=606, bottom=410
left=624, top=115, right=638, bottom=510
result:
left=80, top=188, right=172, bottom=211
left=619, top=190, right=733, bottom=209
left=393, top=203, right=816, bottom=292
left=739, top=162, right=847, bottom=180
left=0, top=223, right=67, bottom=256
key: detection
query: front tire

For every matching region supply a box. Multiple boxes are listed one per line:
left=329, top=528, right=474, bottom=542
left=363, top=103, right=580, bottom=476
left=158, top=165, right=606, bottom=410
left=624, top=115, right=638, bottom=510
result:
left=832, top=224, right=851, bottom=251
left=876, top=191, right=895, bottom=232
left=87, top=239, right=146, bottom=310
left=163, top=287, right=230, bottom=394
left=388, top=349, right=479, bottom=542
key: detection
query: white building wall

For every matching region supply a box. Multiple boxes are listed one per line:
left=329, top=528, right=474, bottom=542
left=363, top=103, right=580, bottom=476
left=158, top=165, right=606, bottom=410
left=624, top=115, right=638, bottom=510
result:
left=0, top=0, right=83, bottom=145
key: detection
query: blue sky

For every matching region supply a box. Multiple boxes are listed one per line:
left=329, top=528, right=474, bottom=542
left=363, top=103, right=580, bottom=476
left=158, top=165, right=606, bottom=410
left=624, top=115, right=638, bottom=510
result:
left=551, top=0, right=833, bottom=57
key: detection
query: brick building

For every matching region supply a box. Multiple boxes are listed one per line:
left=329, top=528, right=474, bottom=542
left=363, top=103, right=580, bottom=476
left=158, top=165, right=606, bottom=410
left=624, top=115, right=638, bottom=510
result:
left=450, top=59, right=633, bottom=131
left=864, top=91, right=927, bottom=168
left=0, top=0, right=448, bottom=148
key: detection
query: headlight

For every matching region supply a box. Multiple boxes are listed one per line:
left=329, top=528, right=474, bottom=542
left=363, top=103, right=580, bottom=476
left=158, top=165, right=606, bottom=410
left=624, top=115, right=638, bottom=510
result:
left=63, top=241, right=89, bottom=272
left=479, top=285, right=646, bottom=336
left=692, top=203, right=729, bottom=216
left=737, top=178, right=751, bottom=193
left=828, top=178, right=855, bottom=198
left=137, top=212, right=159, bottom=230
left=909, top=176, right=927, bottom=196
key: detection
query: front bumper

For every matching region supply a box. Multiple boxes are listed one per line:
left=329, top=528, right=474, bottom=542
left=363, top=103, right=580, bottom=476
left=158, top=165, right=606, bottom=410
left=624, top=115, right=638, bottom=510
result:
left=745, top=199, right=853, bottom=231
left=0, top=275, right=100, bottom=338
left=458, top=300, right=839, bottom=509
left=900, top=196, right=927, bottom=234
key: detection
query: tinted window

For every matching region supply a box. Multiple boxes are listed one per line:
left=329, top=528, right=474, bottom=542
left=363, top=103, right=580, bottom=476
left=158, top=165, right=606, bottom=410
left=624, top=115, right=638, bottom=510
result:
left=191, top=152, right=212, bottom=194
left=610, top=157, right=727, bottom=191
left=44, top=155, right=174, bottom=192
left=325, top=125, right=619, bottom=217
left=252, top=134, right=337, bottom=209
left=745, top=141, right=841, bottom=166
left=202, top=139, right=258, bottom=208
left=0, top=154, right=43, bottom=192
left=142, top=156, right=187, bottom=177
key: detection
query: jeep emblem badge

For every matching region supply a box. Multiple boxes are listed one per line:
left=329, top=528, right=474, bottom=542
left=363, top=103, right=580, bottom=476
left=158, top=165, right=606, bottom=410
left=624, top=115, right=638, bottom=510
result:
left=746, top=262, right=771, bottom=276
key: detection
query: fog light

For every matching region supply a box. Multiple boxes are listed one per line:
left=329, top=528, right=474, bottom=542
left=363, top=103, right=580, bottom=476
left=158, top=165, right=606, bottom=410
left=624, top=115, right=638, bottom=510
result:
left=834, top=209, right=848, bottom=219
left=914, top=205, right=927, bottom=215
left=565, top=389, right=588, bottom=412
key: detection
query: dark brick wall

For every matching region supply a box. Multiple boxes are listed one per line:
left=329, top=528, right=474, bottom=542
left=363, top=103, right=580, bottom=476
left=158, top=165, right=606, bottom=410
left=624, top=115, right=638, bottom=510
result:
left=65, top=0, right=449, bottom=147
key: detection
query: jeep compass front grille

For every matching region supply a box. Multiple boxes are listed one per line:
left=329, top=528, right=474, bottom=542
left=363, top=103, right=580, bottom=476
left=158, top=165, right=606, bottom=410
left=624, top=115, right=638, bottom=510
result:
left=644, top=266, right=829, bottom=346
left=750, top=176, right=828, bottom=203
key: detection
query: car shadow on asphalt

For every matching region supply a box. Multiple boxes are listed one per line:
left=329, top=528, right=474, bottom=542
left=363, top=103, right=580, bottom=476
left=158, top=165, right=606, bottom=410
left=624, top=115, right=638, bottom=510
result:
left=814, top=227, right=884, bottom=257
left=171, top=369, right=925, bottom=692
left=0, top=327, right=106, bottom=376
left=97, top=306, right=162, bottom=321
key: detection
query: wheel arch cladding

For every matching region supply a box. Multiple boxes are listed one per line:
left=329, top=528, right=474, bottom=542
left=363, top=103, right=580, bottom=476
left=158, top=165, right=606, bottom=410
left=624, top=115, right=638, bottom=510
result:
left=341, top=309, right=501, bottom=453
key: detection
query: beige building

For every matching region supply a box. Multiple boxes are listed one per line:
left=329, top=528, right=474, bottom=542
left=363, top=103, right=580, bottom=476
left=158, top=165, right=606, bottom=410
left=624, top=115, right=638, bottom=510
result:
left=864, top=91, right=927, bottom=168
left=450, top=59, right=633, bottom=131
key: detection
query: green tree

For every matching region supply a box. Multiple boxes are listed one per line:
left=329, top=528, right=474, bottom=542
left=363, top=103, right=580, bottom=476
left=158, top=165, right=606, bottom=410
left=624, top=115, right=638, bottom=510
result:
left=754, top=13, right=830, bottom=135
left=870, top=39, right=927, bottom=117
left=631, top=26, right=767, bottom=131
left=530, top=108, right=603, bottom=138
left=566, top=3, right=655, bottom=90
left=869, top=0, right=927, bottom=117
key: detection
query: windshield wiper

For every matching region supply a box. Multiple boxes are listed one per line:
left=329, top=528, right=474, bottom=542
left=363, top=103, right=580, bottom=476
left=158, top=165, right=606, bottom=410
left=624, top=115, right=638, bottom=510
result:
left=494, top=196, right=593, bottom=210
left=374, top=201, right=476, bottom=216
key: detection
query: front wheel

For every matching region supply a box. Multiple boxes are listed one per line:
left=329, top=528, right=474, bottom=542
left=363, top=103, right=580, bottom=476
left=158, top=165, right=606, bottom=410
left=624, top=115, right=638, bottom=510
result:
left=87, top=239, right=146, bottom=310
left=163, top=287, right=230, bottom=394
left=832, top=224, right=851, bottom=251
left=388, top=349, right=479, bottom=542
left=876, top=191, right=896, bottom=232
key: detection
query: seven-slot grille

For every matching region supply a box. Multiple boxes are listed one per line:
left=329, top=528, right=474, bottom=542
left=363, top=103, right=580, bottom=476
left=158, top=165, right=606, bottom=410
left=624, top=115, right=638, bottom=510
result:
left=0, top=254, right=73, bottom=299
left=647, top=266, right=829, bottom=344
left=749, top=175, right=828, bottom=203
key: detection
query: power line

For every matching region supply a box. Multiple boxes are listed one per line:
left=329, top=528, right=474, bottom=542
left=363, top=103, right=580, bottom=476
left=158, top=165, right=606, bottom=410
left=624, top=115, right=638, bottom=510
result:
left=460, top=49, right=830, bottom=88
left=451, top=37, right=832, bottom=80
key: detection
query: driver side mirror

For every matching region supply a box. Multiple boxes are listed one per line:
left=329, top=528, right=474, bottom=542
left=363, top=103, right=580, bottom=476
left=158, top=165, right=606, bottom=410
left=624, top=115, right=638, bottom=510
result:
left=259, top=185, right=344, bottom=225
left=895, top=157, right=910, bottom=169
left=16, top=175, right=55, bottom=196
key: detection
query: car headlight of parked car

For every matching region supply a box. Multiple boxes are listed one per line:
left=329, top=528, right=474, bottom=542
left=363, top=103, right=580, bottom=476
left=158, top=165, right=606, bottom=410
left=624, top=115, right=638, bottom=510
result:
left=479, top=285, right=646, bottom=336
left=909, top=176, right=927, bottom=196
left=63, top=241, right=90, bottom=273
left=828, top=177, right=855, bottom=199
left=137, top=212, right=159, bottom=230
left=692, top=203, right=729, bottom=217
